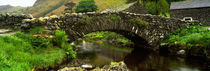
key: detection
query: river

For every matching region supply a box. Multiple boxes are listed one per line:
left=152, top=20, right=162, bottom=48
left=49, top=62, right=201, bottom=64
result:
left=57, top=40, right=210, bottom=71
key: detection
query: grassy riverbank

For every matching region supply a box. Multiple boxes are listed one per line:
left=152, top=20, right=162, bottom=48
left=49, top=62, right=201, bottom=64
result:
left=164, top=26, right=210, bottom=49
left=0, top=29, right=75, bottom=71
left=163, top=26, right=210, bottom=57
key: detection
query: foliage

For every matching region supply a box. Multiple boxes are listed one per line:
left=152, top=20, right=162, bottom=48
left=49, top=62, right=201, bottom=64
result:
left=28, top=26, right=45, bottom=34
left=64, top=44, right=76, bottom=59
left=32, top=36, right=51, bottom=48
left=126, top=0, right=170, bottom=16
left=53, top=30, right=76, bottom=59
left=145, top=1, right=157, bottom=15
left=0, top=34, right=65, bottom=71
left=84, top=31, right=133, bottom=46
left=14, top=32, right=50, bottom=48
left=128, top=17, right=149, bottom=28
left=54, top=30, right=69, bottom=48
left=157, top=0, right=170, bottom=16
left=75, top=0, right=98, bottom=13
left=164, top=26, right=210, bottom=49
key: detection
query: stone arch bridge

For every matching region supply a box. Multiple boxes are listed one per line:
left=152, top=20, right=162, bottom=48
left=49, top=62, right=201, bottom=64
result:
left=0, top=12, right=197, bottom=47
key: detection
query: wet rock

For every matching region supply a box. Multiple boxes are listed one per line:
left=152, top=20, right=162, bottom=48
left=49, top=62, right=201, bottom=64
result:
left=177, top=50, right=185, bottom=55
left=103, top=61, right=130, bottom=71
left=188, top=46, right=205, bottom=57
left=81, top=64, right=94, bottom=69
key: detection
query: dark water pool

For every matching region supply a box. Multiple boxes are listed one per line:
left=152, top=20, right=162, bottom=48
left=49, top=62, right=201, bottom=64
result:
left=74, top=40, right=210, bottom=71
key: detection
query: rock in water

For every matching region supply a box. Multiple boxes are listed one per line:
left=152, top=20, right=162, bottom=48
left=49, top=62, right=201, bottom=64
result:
left=177, top=50, right=185, bottom=55
left=81, top=64, right=93, bottom=69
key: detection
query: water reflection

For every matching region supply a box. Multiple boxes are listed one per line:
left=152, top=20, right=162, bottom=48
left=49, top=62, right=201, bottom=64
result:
left=124, top=48, right=207, bottom=71
left=75, top=40, right=210, bottom=71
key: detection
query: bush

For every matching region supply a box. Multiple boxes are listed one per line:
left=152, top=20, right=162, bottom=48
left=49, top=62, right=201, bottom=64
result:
left=164, top=26, right=210, bottom=49
left=65, top=44, right=76, bottom=59
left=127, top=0, right=170, bottom=16
left=128, top=17, right=149, bottom=28
left=28, top=26, right=44, bottom=34
left=157, top=0, right=170, bottom=16
left=54, top=30, right=69, bottom=48
left=14, top=32, right=50, bottom=48
left=32, top=36, right=51, bottom=48
left=145, top=1, right=157, bottom=15
left=0, top=34, right=65, bottom=71
left=53, top=30, right=76, bottom=59
left=75, top=0, right=98, bottom=13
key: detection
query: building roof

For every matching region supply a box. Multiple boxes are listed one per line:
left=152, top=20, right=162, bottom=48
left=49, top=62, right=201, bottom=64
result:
left=170, top=0, right=210, bottom=10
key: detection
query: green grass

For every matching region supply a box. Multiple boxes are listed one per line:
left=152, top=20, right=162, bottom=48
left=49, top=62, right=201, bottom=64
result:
left=0, top=29, right=77, bottom=71
left=0, top=35, right=65, bottom=71
left=164, top=26, right=210, bottom=49
left=84, top=31, right=133, bottom=46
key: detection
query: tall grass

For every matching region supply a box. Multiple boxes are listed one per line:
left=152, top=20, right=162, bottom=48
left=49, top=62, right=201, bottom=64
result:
left=0, top=29, right=79, bottom=70
left=0, top=34, right=65, bottom=71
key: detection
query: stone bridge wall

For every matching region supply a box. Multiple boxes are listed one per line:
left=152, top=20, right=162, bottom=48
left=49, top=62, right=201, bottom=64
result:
left=0, top=13, right=33, bottom=29
left=0, top=12, right=198, bottom=47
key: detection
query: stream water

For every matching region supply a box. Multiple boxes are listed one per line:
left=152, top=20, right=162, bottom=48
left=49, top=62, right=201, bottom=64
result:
left=59, top=40, right=210, bottom=71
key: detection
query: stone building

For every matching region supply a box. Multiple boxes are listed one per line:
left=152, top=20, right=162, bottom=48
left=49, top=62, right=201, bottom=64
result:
left=170, top=0, right=210, bottom=25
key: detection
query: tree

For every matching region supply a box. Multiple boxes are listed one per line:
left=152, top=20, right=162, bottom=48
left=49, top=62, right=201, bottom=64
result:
left=75, top=0, right=98, bottom=13
left=157, top=0, right=169, bottom=16
left=64, top=2, right=76, bottom=13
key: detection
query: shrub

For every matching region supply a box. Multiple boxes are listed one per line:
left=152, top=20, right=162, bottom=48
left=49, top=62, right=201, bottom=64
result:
left=65, top=44, right=76, bottom=59
left=54, top=30, right=69, bottom=48
left=164, top=26, right=210, bottom=49
left=28, top=26, right=45, bottom=34
left=0, top=34, right=65, bottom=71
left=75, top=0, right=98, bottom=13
left=157, top=0, right=170, bottom=16
left=32, top=36, right=51, bottom=48
left=145, top=1, right=157, bottom=15
left=53, top=30, right=76, bottom=59
left=128, top=17, right=149, bottom=28
left=14, top=32, right=50, bottom=48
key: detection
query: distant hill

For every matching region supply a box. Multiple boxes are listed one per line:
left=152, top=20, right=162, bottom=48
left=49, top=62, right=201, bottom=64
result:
left=0, top=5, right=13, bottom=11
left=0, top=5, right=26, bottom=14
left=0, top=0, right=126, bottom=17
left=23, top=0, right=126, bottom=17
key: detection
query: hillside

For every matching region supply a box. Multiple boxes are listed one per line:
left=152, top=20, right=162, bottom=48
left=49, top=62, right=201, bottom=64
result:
left=24, top=0, right=126, bottom=17
left=0, top=5, right=13, bottom=11
left=0, top=5, right=27, bottom=14
left=0, top=6, right=26, bottom=14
